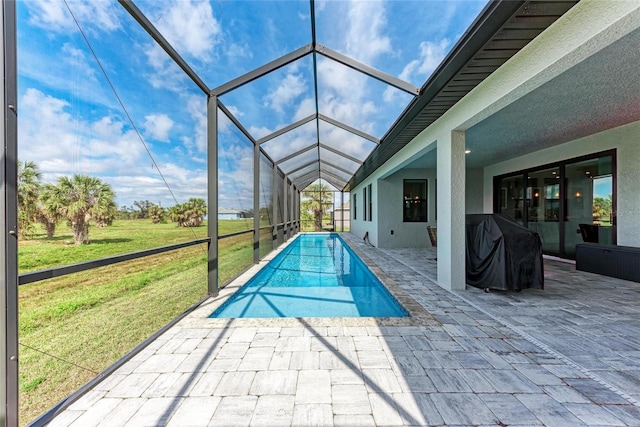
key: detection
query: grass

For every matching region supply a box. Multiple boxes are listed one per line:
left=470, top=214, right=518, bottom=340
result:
left=17, top=218, right=258, bottom=425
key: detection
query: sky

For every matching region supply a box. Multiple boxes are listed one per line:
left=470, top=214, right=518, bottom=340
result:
left=17, top=0, right=488, bottom=212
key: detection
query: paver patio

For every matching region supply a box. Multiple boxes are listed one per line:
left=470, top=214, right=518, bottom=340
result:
left=48, top=233, right=640, bottom=426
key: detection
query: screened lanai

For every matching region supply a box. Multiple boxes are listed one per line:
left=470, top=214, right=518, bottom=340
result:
left=2, top=0, right=593, bottom=425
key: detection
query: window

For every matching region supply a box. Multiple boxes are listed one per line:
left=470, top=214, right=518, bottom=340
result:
left=403, top=179, right=428, bottom=222
left=367, top=184, right=372, bottom=221
left=353, top=193, right=357, bottom=220
left=363, top=187, right=367, bottom=221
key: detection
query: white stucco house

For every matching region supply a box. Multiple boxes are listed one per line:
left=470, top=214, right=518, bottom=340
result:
left=348, top=0, right=640, bottom=290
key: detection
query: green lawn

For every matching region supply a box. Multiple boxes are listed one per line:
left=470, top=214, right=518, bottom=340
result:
left=17, top=219, right=257, bottom=425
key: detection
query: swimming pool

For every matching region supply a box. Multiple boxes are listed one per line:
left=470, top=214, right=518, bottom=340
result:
left=210, top=233, right=408, bottom=318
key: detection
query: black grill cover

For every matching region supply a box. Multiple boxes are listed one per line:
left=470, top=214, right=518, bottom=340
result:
left=466, top=214, right=544, bottom=291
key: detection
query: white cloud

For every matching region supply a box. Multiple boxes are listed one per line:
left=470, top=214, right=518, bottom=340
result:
left=384, top=39, right=451, bottom=103
left=316, top=58, right=377, bottom=136
left=17, top=88, right=207, bottom=207
left=142, top=1, right=220, bottom=92
left=18, top=41, right=118, bottom=111
left=19, top=89, right=145, bottom=177
left=143, top=44, right=192, bottom=92
left=294, top=98, right=317, bottom=122
left=153, top=0, right=221, bottom=59
left=25, top=0, right=121, bottom=34
left=399, top=39, right=451, bottom=82
left=247, top=126, right=274, bottom=141
left=218, top=104, right=245, bottom=135
left=109, top=162, right=207, bottom=208
left=61, top=43, right=99, bottom=83
left=261, top=124, right=317, bottom=163
left=344, top=1, right=392, bottom=64
left=225, top=43, right=253, bottom=60
left=144, top=114, right=174, bottom=142
left=264, top=73, right=307, bottom=114
left=185, top=94, right=207, bottom=153
left=218, top=143, right=254, bottom=210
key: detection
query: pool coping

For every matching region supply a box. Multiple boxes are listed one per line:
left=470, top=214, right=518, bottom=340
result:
left=183, top=232, right=437, bottom=329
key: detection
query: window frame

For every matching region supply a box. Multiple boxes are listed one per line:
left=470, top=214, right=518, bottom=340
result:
left=403, top=179, right=428, bottom=223
left=353, top=193, right=357, bottom=220
left=367, top=184, right=372, bottom=222
left=363, top=187, right=367, bottom=221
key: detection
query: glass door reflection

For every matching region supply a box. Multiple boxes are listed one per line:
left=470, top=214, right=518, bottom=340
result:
left=526, top=167, right=561, bottom=255
left=499, top=174, right=525, bottom=225
left=564, top=156, right=614, bottom=257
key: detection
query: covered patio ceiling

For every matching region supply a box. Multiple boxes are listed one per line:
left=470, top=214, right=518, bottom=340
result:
left=123, top=0, right=579, bottom=193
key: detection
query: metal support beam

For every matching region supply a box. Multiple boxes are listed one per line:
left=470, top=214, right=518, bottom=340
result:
left=290, top=180, right=295, bottom=236
left=319, top=168, right=348, bottom=187
left=283, top=175, right=289, bottom=240
left=257, top=114, right=315, bottom=146
left=1, top=0, right=19, bottom=424
left=294, top=171, right=320, bottom=190
left=272, top=163, right=278, bottom=246
left=253, top=141, right=261, bottom=263
left=207, top=95, right=219, bottom=297
left=212, top=44, right=313, bottom=96
left=315, top=44, right=420, bottom=96
left=319, top=159, right=355, bottom=179
left=118, top=0, right=210, bottom=95
left=318, top=143, right=363, bottom=165
left=284, top=159, right=318, bottom=177
left=297, top=188, right=301, bottom=233
left=319, top=172, right=346, bottom=191
left=341, top=191, right=345, bottom=232
left=318, top=114, right=379, bottom=144
left=218, top=100, right=257, bottom=145
left=275, top=143, right=317, bottom=166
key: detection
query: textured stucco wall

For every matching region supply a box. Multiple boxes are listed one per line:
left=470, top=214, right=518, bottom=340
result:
left=377, top=168, right=437, bottom=249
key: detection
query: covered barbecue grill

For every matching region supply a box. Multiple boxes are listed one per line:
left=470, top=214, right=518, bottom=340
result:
left=466, top=214, right=544, bottom=291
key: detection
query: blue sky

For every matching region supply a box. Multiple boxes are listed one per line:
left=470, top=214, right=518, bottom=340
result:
left=17, top=0, right=488, bottom=211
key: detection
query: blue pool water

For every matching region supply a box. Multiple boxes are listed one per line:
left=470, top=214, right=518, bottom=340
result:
left=210, top=234, right=408, bottom=318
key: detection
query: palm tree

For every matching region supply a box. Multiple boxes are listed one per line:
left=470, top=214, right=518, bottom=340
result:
left=169, top=198, right=207, bottom=227
left=48, top=174, right=116, bottom=244
left=37, top=183, right=63, bottom=238
left=593, top=194, right=613, bottom=225
left=17, top=160, right=42, bottom=239
left=149, top=204, right=166, bottom=224
left=301, top=182, right=333, bottom=231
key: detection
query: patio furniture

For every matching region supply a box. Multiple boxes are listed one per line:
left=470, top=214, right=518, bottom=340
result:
left=465, top=214, right=544, bottom=291
left=427, top=226, right=437, bottom=247
left=579, top=223, right=599, bottom=243
left=576, top=243, right=640, bottom=282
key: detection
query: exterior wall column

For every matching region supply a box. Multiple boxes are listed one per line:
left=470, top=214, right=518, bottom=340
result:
left=436, top=130, right=466, bottom=290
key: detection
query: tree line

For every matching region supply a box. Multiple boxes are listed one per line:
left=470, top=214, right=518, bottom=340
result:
left=18, top=161, right=207, bottom=245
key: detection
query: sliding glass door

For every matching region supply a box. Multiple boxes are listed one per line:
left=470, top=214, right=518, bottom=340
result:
left=527, top=166, right=561, bottom=255
left=494, top=150, right=615, bottom=259
left=499, top=174, right=525, bottom=226
left=564, top=156, right=614, bottom=257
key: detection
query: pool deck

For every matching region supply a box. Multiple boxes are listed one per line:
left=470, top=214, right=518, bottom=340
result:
left=49, top=232, right=640, bottom=426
